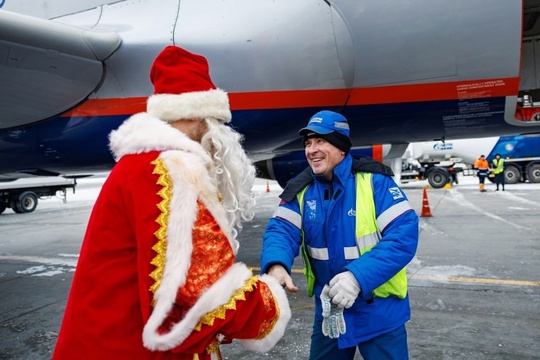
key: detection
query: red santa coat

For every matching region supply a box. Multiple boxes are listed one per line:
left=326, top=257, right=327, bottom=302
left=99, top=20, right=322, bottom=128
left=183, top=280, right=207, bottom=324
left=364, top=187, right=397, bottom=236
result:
left=53, top=114, right=290, bottom=360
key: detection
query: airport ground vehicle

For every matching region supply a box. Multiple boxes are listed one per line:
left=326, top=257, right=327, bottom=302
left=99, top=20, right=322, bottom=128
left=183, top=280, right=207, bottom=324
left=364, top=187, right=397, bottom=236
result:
left=400, top=159, right=463, bottom=188
left=0, top=177, right=76, bottom=214
left=486, top=134, right=540, bottom=184
left=401, top=134, right=540, bottom=185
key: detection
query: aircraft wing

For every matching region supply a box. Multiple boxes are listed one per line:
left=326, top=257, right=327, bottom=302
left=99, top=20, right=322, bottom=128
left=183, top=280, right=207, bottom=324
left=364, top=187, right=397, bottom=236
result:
left=0, top=10, right=121, bottom=130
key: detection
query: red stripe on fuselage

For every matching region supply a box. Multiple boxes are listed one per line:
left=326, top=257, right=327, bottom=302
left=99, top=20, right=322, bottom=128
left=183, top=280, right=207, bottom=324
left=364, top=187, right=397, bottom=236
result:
left=63, top=98, right=148, bottom=117
left=348, top=77, right=520, bottom=105
left=63, top=77, right=519, bottom=117
left=371, top=145, right=383, bottom=163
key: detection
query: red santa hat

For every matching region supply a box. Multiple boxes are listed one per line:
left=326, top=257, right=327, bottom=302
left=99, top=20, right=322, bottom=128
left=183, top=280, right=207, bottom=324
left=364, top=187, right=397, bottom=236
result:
left=146, top=46, right=232, bottom=123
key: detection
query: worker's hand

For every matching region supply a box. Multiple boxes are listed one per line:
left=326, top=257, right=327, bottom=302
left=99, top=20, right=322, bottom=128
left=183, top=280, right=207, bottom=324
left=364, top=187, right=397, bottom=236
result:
left=328, top=271, right=361, bottom=309
left=320, top=285, right=346, bottom=338
left=267, top=264, right=298, bottom=293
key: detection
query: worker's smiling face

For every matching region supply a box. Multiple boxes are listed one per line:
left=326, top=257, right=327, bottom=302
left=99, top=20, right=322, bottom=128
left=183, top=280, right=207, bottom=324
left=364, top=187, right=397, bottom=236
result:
left=304, top=136, right=345, bottom=180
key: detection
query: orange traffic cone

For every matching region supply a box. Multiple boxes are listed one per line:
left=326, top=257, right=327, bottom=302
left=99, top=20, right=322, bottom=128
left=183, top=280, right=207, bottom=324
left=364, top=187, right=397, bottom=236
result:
left=266, top=181, right=271, bottom=193
left=421, top=188, right=433, bottom=217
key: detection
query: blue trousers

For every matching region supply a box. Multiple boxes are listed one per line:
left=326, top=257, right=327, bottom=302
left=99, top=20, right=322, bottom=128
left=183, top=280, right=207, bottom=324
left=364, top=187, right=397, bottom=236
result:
left=309, top=322, right=409, bottom=360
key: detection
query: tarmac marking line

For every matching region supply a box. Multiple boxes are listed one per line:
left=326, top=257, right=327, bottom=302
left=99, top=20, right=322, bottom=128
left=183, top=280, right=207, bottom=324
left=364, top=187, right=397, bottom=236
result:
left=245, top=268, right=540, bottom=287
left=411, top=274, right=540, bottom=286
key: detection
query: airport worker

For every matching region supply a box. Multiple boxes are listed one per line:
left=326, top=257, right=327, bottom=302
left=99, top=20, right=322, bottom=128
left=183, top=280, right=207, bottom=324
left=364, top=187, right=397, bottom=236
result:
left=473, top=154, right=490, bottom=192
left=53, top=46, right=290, bottom=360
left=492, top=153, right=506, bottom=191
left=260, top=110, right=419, bottom=360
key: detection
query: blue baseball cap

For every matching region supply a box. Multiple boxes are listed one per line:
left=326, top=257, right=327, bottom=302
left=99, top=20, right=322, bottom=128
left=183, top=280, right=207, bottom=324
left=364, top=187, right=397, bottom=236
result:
left=298, top=110, right=350, bottom=138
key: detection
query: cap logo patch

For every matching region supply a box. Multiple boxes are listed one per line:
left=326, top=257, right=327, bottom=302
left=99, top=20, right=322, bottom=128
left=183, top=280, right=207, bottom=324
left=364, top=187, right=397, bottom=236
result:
left=334, top=122, right=350, bottom=130
left=310, top=117, right=323, bottom=124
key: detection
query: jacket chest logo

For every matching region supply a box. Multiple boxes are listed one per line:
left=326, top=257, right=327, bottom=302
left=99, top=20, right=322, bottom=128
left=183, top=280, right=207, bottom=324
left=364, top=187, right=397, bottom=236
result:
left=306, top=200, right=317, bottom=220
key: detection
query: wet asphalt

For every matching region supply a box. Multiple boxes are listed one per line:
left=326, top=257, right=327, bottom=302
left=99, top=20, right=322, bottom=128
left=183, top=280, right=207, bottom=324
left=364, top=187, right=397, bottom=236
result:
left=0, top=175, right=539, bottom=360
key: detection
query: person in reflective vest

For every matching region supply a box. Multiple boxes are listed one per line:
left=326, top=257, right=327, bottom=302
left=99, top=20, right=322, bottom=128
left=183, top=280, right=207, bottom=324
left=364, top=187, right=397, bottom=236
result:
left=492, top=153, right=505, bottom=191
left=260, top=110, right=419, bottom=360
left=473, top=155, right=490, bottom=192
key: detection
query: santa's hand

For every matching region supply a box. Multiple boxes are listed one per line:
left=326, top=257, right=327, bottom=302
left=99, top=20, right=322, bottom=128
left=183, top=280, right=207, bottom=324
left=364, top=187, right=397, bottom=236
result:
left=328, top=271, right=361, bottom=309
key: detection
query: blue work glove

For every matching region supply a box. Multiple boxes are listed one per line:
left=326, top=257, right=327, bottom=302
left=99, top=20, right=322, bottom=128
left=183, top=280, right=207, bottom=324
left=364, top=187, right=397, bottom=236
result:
left=328, top=271, right=361, bottom=309
left=320, top=285, right=346, bottom=339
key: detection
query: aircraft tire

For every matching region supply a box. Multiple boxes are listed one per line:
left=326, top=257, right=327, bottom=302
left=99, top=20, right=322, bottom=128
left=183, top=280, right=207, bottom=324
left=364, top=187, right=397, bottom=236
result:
left=504, top=165, right=521, bottom=184
left=0, top=203, right=6, bottom=214
left=526, top=163, right=540, bottom=183
left=16, top=191, right=38, bottom=213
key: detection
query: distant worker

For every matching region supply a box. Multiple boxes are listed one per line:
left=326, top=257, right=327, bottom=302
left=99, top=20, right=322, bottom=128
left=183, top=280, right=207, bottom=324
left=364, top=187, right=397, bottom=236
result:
left=260, top=110, right=419, bottom=360
left=492, top=153, right=506, bottom=191
left=53, top=46, right=290, bottom=359
left=473, top=154, right=490, bottom=192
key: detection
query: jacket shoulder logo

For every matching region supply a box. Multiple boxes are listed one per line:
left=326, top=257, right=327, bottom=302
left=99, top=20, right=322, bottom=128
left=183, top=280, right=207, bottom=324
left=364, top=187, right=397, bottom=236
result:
left=389, top=187, right=404, bottom=200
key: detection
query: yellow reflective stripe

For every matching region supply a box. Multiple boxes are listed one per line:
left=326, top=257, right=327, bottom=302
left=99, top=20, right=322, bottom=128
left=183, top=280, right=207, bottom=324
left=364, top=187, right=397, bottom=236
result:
left=355, top=173, right=378, bottom=255
left=355, top=232, right=380, bottom=251
left=376, top=201, right=412, bottom=231
left=306, top=245, right=329, bottom=260
left=273, top=207, right=302, bottom=229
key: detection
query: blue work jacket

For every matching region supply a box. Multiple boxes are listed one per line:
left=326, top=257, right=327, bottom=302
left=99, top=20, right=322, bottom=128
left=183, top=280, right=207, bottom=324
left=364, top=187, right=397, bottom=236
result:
left=260, top=155, right=419, bottom=348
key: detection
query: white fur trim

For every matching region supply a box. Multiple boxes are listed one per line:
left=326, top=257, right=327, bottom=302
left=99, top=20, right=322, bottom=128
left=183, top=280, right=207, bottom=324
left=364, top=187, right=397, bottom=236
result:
left=108, top=113, right=213, bottom=162
left=161, top=147, right=237, bottom=254
left=147, top=88, right=232, bottom=123
left=143, top=263, right=253, bottom=350
left=236, top=274, right=291, bottom=353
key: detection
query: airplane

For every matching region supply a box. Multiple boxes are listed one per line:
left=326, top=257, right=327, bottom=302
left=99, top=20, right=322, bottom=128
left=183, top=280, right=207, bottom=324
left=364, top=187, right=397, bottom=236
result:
left=3, top=0, right=540, bottom=187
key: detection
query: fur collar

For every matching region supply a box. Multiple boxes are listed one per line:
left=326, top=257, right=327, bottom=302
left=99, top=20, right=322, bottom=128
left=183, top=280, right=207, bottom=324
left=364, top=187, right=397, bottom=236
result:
left=108, top=112, right=212, bottom=166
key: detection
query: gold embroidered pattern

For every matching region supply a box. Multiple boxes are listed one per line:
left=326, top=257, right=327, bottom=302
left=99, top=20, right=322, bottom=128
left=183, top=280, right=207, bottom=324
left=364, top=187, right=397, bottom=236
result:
left=194, top=276, right=259, bottom=331
left=206, top=339, right=221, bottom=355
left=177, top=202, right=235, bottom=307
left=149, top=158, right=172, bottom=296
left=255, top=281, right=280, bottom=339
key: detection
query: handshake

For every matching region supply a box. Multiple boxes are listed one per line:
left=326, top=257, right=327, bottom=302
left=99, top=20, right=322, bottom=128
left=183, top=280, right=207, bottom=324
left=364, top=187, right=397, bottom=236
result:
left=320, top=271, right=361, bottom=339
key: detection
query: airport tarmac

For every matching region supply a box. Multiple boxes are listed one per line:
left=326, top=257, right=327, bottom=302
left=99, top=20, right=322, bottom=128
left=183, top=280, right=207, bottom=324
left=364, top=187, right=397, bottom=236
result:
left=0, top=174, right=539, bottom=360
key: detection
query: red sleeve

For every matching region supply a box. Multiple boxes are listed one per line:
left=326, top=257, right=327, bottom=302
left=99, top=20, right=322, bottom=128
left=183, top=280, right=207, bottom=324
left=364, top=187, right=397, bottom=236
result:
left=170, top=275, right=290, bottom=355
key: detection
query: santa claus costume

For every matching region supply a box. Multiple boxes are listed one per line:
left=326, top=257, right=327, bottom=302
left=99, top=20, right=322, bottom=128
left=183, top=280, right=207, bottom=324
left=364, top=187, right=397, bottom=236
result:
left=52, top=46, right=290, bottom=360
